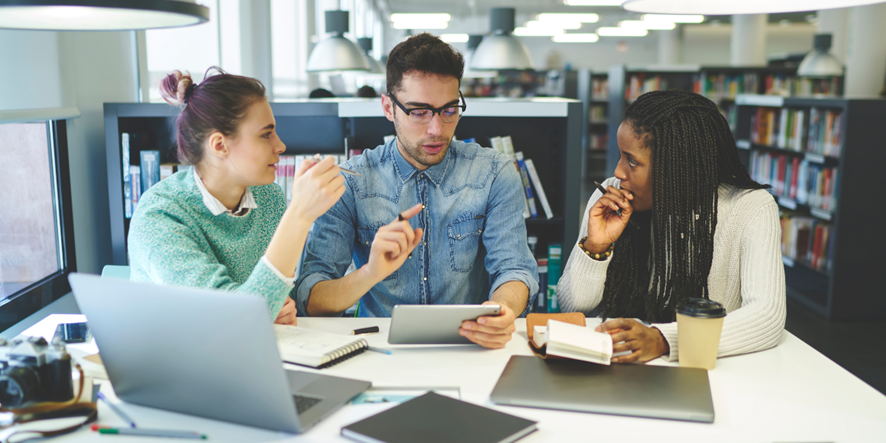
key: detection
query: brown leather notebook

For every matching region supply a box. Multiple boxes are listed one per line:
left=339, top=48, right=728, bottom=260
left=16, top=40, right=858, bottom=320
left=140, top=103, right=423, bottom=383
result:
left=526, top=312, right=586, bottom=358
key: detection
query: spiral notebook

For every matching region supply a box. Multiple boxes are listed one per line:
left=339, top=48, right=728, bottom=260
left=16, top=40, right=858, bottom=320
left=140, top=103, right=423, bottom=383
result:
left=274, top=325, right=368, bottom=368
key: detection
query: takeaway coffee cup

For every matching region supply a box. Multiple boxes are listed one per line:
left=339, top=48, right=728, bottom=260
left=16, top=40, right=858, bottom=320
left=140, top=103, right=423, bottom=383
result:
left=676, top=298, right=726, bottom=370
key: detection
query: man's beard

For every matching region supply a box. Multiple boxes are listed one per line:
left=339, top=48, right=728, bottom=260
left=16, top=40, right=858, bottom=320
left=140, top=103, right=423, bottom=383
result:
left=393, top=118, right=451, bottom=168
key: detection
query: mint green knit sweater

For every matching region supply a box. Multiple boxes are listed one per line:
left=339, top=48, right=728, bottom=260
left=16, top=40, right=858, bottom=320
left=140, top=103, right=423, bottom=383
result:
left=128, top=168, right=291, bottom=316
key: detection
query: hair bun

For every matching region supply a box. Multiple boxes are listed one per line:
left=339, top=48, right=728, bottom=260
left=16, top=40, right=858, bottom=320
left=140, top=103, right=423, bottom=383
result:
left=159, top=70, right=194, bottom=107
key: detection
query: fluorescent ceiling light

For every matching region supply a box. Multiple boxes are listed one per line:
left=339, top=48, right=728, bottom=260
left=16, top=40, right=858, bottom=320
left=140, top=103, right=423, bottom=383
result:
left=597, top=27, right=648, bottom=37
left=0, top=0, right=208, bottom=31
left=440, top=33, right=469, bottom=43
left=392, top=21, right=449, bottom=29
left=390, top=13, right=451, bottom=22
left=514, top=27, right=565, bottom=36
left=552, top=33, right=600, bottom=43
left=620, top=20, right=676, bottom=30
left=564, top=0, right=625, bottom=5
left=537, top=13, right=599, bottom=23
left=625, top=0, right=883, bottom=14
left=642, top=14, right=704, bottom=23
left=526, top=20, right=582, bottom=30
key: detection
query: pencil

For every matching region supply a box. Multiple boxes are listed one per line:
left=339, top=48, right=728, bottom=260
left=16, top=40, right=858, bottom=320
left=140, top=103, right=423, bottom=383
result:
left=594, top=181, right=639, bottom=229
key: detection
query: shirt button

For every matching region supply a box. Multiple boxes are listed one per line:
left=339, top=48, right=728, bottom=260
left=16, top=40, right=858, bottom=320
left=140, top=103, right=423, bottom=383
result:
left=478, top=230, right=482, bottom=233
left=456, top=234, right=461, bottom=239
left=423, top=277, right=427, bottom=281
left=422, top=205, right=426, bottom=210
left=365, top=241, right=370, bottom=245
left=423, top=241, right=427, bottom=245
left=408, top=254, right=413, bottom=259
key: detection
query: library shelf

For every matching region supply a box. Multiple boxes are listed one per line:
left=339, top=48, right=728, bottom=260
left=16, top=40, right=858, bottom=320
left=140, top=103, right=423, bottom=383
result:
left=733, top=95, right=886, bottom=321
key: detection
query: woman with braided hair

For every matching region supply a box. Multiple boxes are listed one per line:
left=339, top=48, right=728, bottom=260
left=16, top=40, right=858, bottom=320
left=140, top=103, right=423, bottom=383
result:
left=558, top=89, right=786, bottom=363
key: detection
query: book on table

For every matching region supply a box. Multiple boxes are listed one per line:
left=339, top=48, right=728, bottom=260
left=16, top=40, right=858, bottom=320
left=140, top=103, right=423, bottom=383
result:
left=273, top=325, right=368, bottom=368
left=532, top=320, right=613, bottom=365
left=341, top=392, right=537, bottom=443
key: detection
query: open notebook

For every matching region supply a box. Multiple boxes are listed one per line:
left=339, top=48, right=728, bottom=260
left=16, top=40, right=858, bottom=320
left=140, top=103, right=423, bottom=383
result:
left=532, top=320, right=613, bottom=365
left=274, top=325, right=368, bottom=368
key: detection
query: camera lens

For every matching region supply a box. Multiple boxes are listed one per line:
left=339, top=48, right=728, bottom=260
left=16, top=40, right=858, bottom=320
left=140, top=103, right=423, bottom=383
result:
left=0, top=366, right=40, bottom=408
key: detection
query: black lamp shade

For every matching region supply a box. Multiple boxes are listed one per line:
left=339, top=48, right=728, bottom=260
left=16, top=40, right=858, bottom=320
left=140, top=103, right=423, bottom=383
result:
left=0, top=0, right=209, bottom=31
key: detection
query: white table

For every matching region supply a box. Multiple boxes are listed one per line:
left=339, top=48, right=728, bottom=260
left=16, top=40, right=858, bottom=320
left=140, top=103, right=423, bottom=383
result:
left=7, top=315, right=886, bottom=442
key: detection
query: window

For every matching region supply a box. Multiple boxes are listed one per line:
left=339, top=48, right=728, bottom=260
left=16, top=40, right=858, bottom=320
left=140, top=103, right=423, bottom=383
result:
left=145, top=0, right=221, bottom=102
left=0, top=118, right=76, bottom=331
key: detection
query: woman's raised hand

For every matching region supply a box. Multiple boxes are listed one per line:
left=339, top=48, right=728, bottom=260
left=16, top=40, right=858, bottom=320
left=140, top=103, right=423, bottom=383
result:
left=287, top=155, right=346, bottom=223
left=585, top=185, right=633, bottom=254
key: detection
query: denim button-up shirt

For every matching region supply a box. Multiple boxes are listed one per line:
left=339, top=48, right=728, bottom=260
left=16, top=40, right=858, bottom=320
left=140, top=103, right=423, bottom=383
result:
left=295, top=138, right=539, bottom=317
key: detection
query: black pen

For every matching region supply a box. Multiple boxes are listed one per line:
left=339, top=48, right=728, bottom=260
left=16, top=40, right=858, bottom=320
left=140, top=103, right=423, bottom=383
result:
left=352, top=326, right=379, bottom=335
left=594, top=181, right=639, bottom=229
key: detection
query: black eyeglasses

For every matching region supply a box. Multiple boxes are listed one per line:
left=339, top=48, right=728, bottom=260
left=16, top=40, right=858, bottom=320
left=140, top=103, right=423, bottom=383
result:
left=387, top=91, right=466, bottom=125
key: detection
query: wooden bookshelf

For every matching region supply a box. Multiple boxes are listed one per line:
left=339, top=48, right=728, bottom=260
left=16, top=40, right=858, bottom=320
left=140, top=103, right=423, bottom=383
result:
left=733, top=94, right=886, bottom=321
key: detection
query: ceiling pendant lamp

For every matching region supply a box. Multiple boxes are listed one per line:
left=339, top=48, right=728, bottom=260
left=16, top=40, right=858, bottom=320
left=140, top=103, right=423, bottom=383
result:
left=357, top=37, right=385, bottom=74
left=798, top=34, right=843, bottom=77
left=470, top=7, right=533, bottom=71
left=0, top=0, right=209, bottom=31
left=306, top=10, right=370, bottom=73
left=623, top=0, right=886, bottom=15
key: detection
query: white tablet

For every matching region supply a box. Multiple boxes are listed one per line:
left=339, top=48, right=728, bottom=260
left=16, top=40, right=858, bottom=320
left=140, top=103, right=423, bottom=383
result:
left=387, top=304, right=502, bottom=345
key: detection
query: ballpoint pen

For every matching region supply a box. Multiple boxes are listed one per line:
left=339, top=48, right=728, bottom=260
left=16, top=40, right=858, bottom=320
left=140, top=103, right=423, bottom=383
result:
left=594, top=181, right=639, bottom=229
left=91, top=424, right=206, bottom=439
left=311, top=153, right=361, bottom=176
left=96, top=392, right=136, bottom=428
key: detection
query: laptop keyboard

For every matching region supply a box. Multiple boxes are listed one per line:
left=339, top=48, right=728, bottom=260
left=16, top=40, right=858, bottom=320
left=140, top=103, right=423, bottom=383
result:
left=293, top=394, right=322, bottom=414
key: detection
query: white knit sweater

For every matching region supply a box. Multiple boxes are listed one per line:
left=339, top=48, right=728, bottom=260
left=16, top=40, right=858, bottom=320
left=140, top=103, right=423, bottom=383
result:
left=558, top=177, right=786, bottom=361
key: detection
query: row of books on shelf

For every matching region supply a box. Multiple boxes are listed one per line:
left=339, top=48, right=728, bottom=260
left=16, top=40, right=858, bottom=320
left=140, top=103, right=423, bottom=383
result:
left=749, top=151, right=839, bottom=212
left=626, top=74, right=668, bottom=102
left=589, top=134, right=608, bottom=151
left=693, top=72, right=762, bottom=101
left=693, top=73, right=842, bottom=101
left=274, top=154, right=354, bottom=207
left=750, top=107, right=844, bottom=156
left=123, top=158, right=186, bottom=218
left=489, top=135, right=553, bottom=220
left=589, top=105, right=607, bottom=123
left=767, top=75, right=841, bottom=97
left=121, top=133, right=186, bottom=218
left=591, top=78, right=609, bottom=100
left=780, top=213, right=833, bottom=272
left=527, top=242, right=562, bottom=313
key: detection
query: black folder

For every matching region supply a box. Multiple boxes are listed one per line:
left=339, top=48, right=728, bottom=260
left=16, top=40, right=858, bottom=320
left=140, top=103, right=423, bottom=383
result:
left=341, top=392, right=537, bottom=443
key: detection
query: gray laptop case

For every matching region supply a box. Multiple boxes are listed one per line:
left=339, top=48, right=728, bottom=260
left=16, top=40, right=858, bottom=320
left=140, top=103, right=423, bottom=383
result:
left=68, top=273, right=370, bottom=433
left=490, top=355, right=714, bottom=423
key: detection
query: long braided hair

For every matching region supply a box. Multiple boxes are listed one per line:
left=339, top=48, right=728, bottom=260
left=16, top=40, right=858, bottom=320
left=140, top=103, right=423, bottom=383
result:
left=600, top=90, right=768, bottom=323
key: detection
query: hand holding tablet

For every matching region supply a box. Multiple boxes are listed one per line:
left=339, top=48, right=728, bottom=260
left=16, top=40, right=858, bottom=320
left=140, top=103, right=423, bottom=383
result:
left=387, top=304, right=502, bottom=345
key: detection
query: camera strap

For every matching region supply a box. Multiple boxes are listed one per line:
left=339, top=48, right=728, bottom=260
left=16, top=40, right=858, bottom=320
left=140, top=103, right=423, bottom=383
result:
left=0, top=364, right=97, bottom=443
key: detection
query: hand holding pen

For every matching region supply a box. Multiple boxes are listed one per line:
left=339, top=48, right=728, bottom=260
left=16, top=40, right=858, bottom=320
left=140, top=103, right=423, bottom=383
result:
left=585, top=181, right=638, bottom=254
left=363, top=203, right=423, bottom=283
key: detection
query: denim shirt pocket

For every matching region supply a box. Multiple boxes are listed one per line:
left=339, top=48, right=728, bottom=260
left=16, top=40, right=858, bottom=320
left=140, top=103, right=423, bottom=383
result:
left=447, top=214, right=485, bottom=273
left=357, top=221, right=398, bottom=282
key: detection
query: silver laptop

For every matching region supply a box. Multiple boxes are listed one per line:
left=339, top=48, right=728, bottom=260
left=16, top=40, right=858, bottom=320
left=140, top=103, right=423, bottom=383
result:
left=490, top=355, right=714, bottom=423
left=68, top=273, right=370, bottom=433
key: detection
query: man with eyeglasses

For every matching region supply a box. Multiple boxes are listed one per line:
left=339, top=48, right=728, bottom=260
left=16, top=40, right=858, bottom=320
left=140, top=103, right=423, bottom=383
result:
left=295, top=33, right=538, bottom=349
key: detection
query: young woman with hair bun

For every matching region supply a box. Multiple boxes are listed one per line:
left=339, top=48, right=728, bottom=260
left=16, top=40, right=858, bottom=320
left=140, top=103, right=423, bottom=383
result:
left=128, top=67, right=345, bottom=325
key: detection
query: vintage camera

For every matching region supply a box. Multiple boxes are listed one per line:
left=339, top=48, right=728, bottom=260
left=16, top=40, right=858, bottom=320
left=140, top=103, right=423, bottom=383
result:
left=0, top=336, right=74, bottom=408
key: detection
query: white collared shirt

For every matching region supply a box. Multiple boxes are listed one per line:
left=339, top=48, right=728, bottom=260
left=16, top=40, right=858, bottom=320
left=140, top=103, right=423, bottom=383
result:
left=192, top=169, right=293, bottom=288
left=193, top=169, right=258, bottom=217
